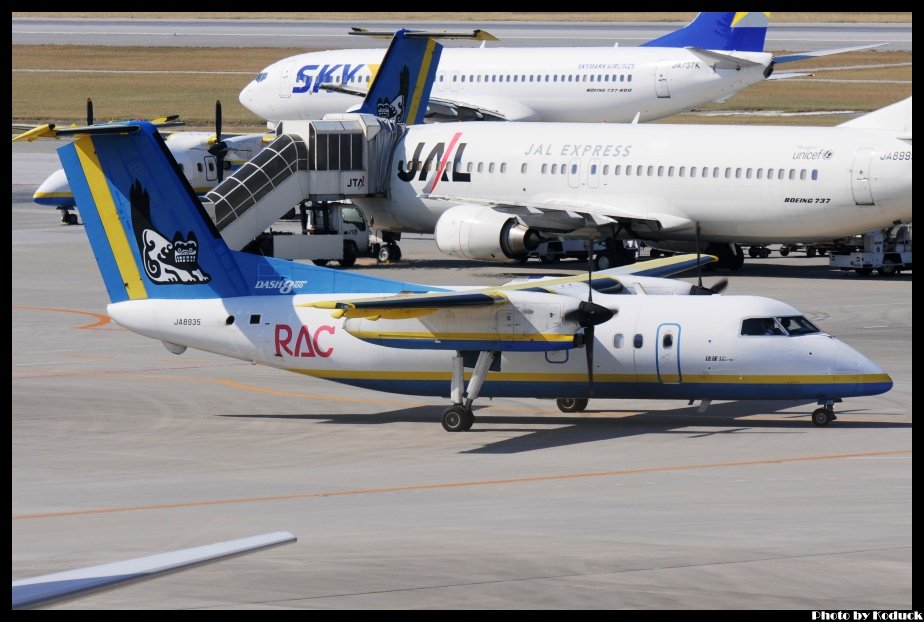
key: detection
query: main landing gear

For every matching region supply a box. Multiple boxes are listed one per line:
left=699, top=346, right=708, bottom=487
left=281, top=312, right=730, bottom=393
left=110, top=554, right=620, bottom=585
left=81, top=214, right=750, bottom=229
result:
left=811, top=401, right=839, bottom=427
left=706, top=243, right=745, bottom=271
left=442, top=351, right=498, bottom=432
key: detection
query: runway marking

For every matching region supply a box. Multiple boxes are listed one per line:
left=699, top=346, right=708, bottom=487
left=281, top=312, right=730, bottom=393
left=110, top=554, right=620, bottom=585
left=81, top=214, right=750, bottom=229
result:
left=12, top=449, right=910, bottom=521
left=13, top=305, right=118, bottom=330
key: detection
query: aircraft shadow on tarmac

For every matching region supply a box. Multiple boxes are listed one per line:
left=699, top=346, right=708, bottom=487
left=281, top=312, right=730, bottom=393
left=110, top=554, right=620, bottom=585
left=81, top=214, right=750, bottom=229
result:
left=222, top=400, right=910, bottom=454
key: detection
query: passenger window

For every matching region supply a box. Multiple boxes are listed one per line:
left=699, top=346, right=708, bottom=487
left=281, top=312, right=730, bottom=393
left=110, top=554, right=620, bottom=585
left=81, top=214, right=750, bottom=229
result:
left=551, top=164, right=557, bottom=174
left=633, top=334, right=643, bottom=349
left=725, top=168, right=732, bottom=179
left=668, top=166, right=674, bottom=177
left=800, top=169, right=807, bottom=180
left=690, top=167, right=697, bottom=178
left=197, top=163, right=203, bottom=172
left=627, top=75, right=632, bottom=82
left=625, top=166, right=632, bottom=176
left=461, top=75, right=465, bottom=83
left=590, top=164, right=597, bottom=175
left=789, top=169, right=796, bottom=180
left=614, top=165, right=621, bottom=175
left=735, top=168, right=742, bottom=179
left=208, top=161, right=215, bottom=172
left=746, top=168, right=752, bottom=179
left=541, top=163, right=547, bottom=174
left=647, top=166, right=654, bottom=176
left=500, top=163, right=507, bottom=173
left=679, top=166, right=685, bottom=177
left=602, top=165, right=609, bottom=175
left=812, top=169, right=818, bottom=180
left=713, top=167, right=720, bottom=178
left=477, top=162, right=484, bottom=173
left=467, top=162, right=473, bottom=173
left=657, top=166, right=664, bottom=177
left=757, top=168, right=763, bottom=179
left=778, top=168, right=785, bottom=179
left=767, top=168, right=774, bottom=180
left=614, top=333, right=624, bottom=349
left=605, top=75, right=610, bottom=82
left=489, top=163, right=495, bottom=173
left=662, top=334, right=673, bottom=349
left=571, top=164, right=578, bottom=174
left=637, top=165, right=643, bottom=176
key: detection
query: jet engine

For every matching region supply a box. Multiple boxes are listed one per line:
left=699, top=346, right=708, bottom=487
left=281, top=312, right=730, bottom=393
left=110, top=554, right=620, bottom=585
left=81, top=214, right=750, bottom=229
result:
left=435, top=205, right=542, bottom=261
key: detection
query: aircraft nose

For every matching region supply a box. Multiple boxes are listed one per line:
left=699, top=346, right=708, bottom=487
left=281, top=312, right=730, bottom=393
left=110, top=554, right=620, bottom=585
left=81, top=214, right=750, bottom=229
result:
left=833, top=340, right=893, bottom=396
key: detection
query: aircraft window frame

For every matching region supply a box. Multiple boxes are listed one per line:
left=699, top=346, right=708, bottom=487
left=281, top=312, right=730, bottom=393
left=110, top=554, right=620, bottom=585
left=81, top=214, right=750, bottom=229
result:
left=571, top=163, right=578, bottom=175
left=637, top=165, right=644, bottom=176
left=789, top=169, right=796, bottom=180
left=633, top=334, right=643, bottom=349
left=777, top=315, right=821, bottom=336
left=568, top=75, right=573, bottom=82
left=551, top=163, right=557, bottom=174
left=561, top=164, right=567, bottom=175
left=452, top=75, right=458, bottom=82
left=614, top=165, right=621, bottom=175
left=489, top=162, right=495, bottom=173
left=627, top=74, right=632, bottom=82
left=690, top=166, right=697, bottom=178
left=521, top=163, right=528, bottom=174
left=477, top=162, right=484, bottom=173
left=625, top=165, right=631, bottom=176
left=812, top=169, right=819, bottom=180
left=668, top=166, right=675, bottom=177
left=647, top=165, right=654, bottom=176
left=500, top=163, right=508, bottom=173
left=657, top=165, right=664, bottom=177
left=461, top=75, right=466, bottom=83
left=197, top=163, right=203, bottom=173
left=800, top=169, right=807, bottom=180
left=679, top=166, right=686, bottom=177
left=767, top=168, right=774, bottom=180
left=467, top=162, right=473, bottom=173
left=605, top=75, right=610, bottom=82
left=602, top=164, right=610, bottom=175
left=438, top=74, right=444, bottom=82
left=255, top=72, right=268, bottom=83
left=713, top=167, right=720, bottom=178
left=207, top=161, right=215, bottom=172
left=756, top=168, right=763, bottom=179
left=620, top=75, right=625, bottom=82
left=583, top=74, right=588, bottom=82
left=541, top=163, right=548, bottom=174
left=778, top=168, right=785, bottom=179
left=513, top=75, right=518, bottom=82
left=590, top=164, right=597, bottom=175
left=590, top=75, right=595, bottom=82
left=740, top=317, right=786, bottom=336
left=521, top=75, right=526, bottom=82
left=613, top=333, right=624, bottom=349
left=735, top=167, right=742, bottom=179
left=725, top=168, right=732, bottom=179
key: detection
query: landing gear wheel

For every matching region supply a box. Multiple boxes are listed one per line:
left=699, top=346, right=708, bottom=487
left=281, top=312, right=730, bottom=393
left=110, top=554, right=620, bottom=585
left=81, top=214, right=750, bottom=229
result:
left=779, top=247, right=791, bottom=257
left=812, top=407, right=833, bottom=427
left=806, top=247, right=817, bottom=258
left=66, top=213, right=79, bottom=225
left=594, top=252, right=614, bottom=271
left=442, top=405, right=472, bottom=432
left=392, top=244, right=402, bottom=262
left=748, top=246, right=759, bottom=258
left=818, top=248, right=828, bottom=257
left=557, top=398, right=589, bottom=413
left=759, top=247, right=771, bottom=258
left=313, top=259, right=329, bottom=267
left=460, top=411, right=475, bottom=431
left=539, top=254, right=559, bottom=264
left=649, top=249, right=662, bottom=259
left=377, top=245, right=393, bottom=263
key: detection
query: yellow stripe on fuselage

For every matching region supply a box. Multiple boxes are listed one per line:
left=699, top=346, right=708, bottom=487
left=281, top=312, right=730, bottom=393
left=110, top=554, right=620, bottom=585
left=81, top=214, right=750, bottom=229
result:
left=73, top=136, right=148, bottom=300
left=406, top=38, right=437, bottom=125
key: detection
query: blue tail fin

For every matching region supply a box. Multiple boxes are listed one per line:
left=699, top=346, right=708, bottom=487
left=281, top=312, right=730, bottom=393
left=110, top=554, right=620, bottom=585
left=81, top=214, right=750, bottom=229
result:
left=642, top=12, right=769, bottom=52
left=58, top=122, right=432, bottom=303
left=355, top=29, right=442, bottom=125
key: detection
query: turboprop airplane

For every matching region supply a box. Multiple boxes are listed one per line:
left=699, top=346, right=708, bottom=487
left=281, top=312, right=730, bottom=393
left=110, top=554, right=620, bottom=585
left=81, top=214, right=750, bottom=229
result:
left=54, top=119, right=891, bottom=431
left=16, top=101, right=266, bottom=224
left=239, top=12, right=879, bottom=124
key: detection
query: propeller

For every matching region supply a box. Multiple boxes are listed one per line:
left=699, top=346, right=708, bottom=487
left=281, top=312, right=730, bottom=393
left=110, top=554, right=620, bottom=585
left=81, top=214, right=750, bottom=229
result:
left=207, top=100, right=228, bottom=182
left=568, top=239, right=617, bottom=397
left=86, top=98, right=94, bottom=125
left=689, top=221, right=729, bottom=295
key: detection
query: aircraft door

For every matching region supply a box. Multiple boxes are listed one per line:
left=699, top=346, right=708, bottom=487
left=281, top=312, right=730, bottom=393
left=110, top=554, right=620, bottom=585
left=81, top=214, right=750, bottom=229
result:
left=655, top=61, right=671, bottom=98
left=587, top=158, right=601, bottom=189
left=278, top=61, right=296, bottom=98
left=203, top=156, right=218, bottom=182
left=851, top=148, right=875, bottom=205
left=656, top=323, right=681, bottom=384
left=567, top=158, right=581, bottom=189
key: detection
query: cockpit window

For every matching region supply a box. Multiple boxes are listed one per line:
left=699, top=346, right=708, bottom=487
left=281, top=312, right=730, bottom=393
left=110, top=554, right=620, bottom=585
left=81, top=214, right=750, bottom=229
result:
left=741, top=316, right=821, bottom=336
left=741, top=317, right=785, bottom=336
left=777, top=315, right=821, bottom=335
left=255, top=72, right=268, bottom=83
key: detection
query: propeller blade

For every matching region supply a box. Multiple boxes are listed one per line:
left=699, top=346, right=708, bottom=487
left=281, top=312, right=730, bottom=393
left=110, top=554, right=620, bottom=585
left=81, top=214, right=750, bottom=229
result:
left=86, top=98, right=94, bottom=126
left=695, top=221, right=703, bottom=288
left=214, top=100, right=225, bottom=182
left=585, top=325, right=595, bottom=397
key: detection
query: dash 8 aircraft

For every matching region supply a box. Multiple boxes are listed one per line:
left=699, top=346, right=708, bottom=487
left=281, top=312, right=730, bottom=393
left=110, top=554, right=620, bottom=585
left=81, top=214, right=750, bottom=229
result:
left=55, top=120, right=891, bottom=431
left=240, top=12, right=874, bottom=124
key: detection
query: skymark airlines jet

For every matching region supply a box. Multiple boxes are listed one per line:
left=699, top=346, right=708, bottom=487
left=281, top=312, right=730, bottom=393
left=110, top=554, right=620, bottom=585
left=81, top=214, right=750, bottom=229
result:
left=55, top=119, right=891, bottom=431
left=239, top=12, right=875, bottom=124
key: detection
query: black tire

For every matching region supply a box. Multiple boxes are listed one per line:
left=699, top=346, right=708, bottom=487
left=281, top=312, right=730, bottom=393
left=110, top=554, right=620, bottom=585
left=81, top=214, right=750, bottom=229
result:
left=377, top=245, right=392, bottom=263
left=340, top=242, right=357, bottom=268
left=779, top=247, right=790, bottom=257
left=759, top=247, right=771, bottom=258
left=557, top=398, right=589, bottom=413
left=818, top=249, right=828, bottom=257
left=392, top=244, right=402, bottom=262
left=460, top=411, right=475, bottom=431
left=748, top=246, right=759, bottom=258
left=856, top=267, right=873, bottom=276
left=313, top=259, right=329, bottom=267
left=649, top=249, right=661, bottom=259
left=594, top=253, right=613, bottom=271
left=877, top=259, right=897, bottom=276
left=812, top=408, right=832, bottom=427
left=442, top=406, right=470, bottom=432
left=806, top=247, right=817, bottom=258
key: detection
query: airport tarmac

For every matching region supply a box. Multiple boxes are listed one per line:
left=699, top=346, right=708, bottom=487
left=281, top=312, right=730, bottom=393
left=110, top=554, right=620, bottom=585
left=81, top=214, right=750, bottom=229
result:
left=11, top=140, right=912, bottom=609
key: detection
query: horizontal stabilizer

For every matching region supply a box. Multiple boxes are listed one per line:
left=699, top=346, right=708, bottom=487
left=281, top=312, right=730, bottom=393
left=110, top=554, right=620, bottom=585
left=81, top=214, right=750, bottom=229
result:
left=686, top=47, right=762, bottom=70
left=774, top=43, right=887, bottom=64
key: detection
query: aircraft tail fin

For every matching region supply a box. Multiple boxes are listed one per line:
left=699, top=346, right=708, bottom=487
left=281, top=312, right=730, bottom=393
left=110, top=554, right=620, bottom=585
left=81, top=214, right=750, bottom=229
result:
left=642, top=12, right=769, bottom=52
left=352, top=28, right=496, bottom=125
left=838, top=97, right=912, bottom=134
left=57, top=122, right=434, bottom=304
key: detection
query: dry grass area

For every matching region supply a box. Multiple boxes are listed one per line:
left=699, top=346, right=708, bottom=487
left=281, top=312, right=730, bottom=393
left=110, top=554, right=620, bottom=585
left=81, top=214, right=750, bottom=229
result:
left=12, top=12, right=913, bottom=23
left=12, top=45, right=911, bottom=130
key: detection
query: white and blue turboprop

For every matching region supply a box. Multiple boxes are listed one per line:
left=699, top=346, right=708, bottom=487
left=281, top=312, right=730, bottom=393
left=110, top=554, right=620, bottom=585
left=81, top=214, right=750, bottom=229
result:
left=239, top=12, right=880, bottom=124
left=55, top=119, right=891, bottom=431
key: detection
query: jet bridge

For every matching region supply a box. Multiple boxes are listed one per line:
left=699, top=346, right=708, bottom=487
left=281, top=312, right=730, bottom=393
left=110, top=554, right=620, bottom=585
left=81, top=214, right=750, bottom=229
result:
left=203, top=114, right=403, bottom=251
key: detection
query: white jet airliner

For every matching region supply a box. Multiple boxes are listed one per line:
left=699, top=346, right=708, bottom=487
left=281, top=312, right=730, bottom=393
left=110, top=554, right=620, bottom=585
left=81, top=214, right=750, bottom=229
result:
left=239, top=12, right=876, bottom=124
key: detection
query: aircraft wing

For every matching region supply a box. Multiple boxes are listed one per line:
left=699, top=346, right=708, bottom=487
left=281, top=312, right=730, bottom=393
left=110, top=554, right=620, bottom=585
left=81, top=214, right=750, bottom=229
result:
left=774, top=43, right=887, bottom=64
left=12, top=532, right=296, bottom=609
left=423, top=193, right=694, bottom=235
left=321, top=83, right=524, bottom=122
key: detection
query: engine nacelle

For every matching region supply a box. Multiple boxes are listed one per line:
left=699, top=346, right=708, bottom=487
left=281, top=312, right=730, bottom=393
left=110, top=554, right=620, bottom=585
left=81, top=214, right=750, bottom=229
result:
left=435, top=205, right=542, bottom=261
